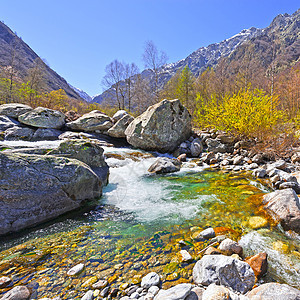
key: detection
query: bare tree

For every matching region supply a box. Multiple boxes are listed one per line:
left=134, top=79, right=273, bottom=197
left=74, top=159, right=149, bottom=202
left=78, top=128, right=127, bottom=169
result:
left=142, top=40, right=168, bottom=102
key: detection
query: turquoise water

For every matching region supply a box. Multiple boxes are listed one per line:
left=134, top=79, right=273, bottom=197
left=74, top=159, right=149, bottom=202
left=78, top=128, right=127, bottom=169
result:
left=0, top=146, right=299, bottom=299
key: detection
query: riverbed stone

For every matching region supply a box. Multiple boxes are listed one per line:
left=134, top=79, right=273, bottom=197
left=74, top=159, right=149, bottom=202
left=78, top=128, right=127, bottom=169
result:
left=154, top=283, right=192, bottom=300
left=193, top=255, right=255, bottom=294
left=81, top=290, right=94, bottom=300
left=245, top=252, right=268, bottom=278
left=263, top=188, right=300, bottom=233
left=148, top=286, right=160, bottom=296
left=0, top=276, right=12, bottom=288
left=202, top=283, right=233, bottom=300
left=125, top=99, right=192, bottom=153
left=18, top=107, right=65, bottom=129
left=141, top=272, right=160, bottom=289
left=180, top=250, right=193, bottom=262
left=248, top=216, right=268, bottom=229
left=66, top=110, right=113, bottom=132
left=148, top=157, right=181, bottom=174
left=107, top=114, right=134, bottom=138
left=0, top=103, right=33, bottom=118
left=247, top=282, right=300, bottom=300
left=0, top=152, right=104, bottom=235
left=198, top=227, right=215, bottom=239
left=206, top=138, right=227, bottom=153
left=67, top=263, right=85, bottom=276
left=32, top=128, right=62, bottom=141
left=185, top=287, right=204, bottom=300
left=291, top=152, right=300, bottom=164
left=0, top=286, right=30, bottom=300
left=218, top=238, right=243, bottom=256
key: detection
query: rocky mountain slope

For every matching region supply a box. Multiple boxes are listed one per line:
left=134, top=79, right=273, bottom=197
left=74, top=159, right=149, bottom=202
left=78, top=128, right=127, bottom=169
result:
left=0, top=21, right=83, bottom=100
left=93, top=8, right=300, bottom=105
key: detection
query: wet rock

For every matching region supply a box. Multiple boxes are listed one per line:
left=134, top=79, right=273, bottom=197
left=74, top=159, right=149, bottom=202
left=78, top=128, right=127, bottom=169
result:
left=177, top=153, right=187, bottom=162
left=82, top=276, right=98, bottom=288
left=125, top=99, right=192, bottom=152
left=0, top=152, right=104, bottom=235
left=32, top=128, right=62, bottom=141
left=154, top=283, right=192, bottom=300
left=100, top=286, right=110, bottom=297
left=4, top=126, right=35, bottom=141
left=218, top=238, right=243, bottom=256
left=18, top=107, right=65, bottom=129
left=248, top=216, right=268, bottom=229
left=193, top=255, right=255, bottom=294
left=108, top=114, right=134, bottom=138
left=0, top=276, right=12, bottom=288
left=247, top=282, right=300, bottom=300
left=0, top=103, right=33, bottom=118
left=198, top=227, right=215, bottom=239
left=125, top=285, right=139, bottom=296
left=148, top=157, right=181, bottom=174
left=141, top=272, right=160, bottom=289
left=67, top=263, right=85, bottom=276
left=112, top=110, right=128, bottom=123
left=263, top=189, right=300, bottom=233
left=245, top=252, right=268, bottom=278
left=190, top=138, right=203, bottom=157
left=81, top=290, right=94, bottom=300
left=0, top=286, right=30, bottom=300
left=66, top=110, right=113, bottom=132
left=185, top=287, right=204, bottom=300
left=180, top=250, right=193, bottom=262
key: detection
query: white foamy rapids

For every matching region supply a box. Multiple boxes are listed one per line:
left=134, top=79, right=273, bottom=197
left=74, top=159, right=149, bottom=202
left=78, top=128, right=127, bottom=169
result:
left=102, top=149, right=212, bottom=224
left=0, top=140, right=62, bottom=149
left=239, top=230, right=300, bottom=287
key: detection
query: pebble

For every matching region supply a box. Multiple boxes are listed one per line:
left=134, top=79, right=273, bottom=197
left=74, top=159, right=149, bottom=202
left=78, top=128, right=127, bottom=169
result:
left=81, top=290, right=93, bottom=300
left=248, top=216, right=268, bottom=229
left=141, top=272, right=160, bottom=289
left=218, top=238, right=243, bottom=256
left=1, top=286, right=31, bottom=300
left=0, top=276, right=12, bottom=288
left=180, top=250, right=193, bottom=262
left=100, top=286, right=110, bottom=297
left=92, top=279, right=108, bottom=289
left=67, top=263, right=85, bottom=276
left=148, top=286, right=160, bottom=296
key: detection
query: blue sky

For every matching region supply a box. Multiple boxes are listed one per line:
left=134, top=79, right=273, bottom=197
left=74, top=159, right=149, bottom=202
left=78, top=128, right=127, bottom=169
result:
left=1, top=1, right=299, bottom=96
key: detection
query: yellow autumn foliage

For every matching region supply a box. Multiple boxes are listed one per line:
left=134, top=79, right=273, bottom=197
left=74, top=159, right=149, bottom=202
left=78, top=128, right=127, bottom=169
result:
left=194, top=88, right=284, bottom=139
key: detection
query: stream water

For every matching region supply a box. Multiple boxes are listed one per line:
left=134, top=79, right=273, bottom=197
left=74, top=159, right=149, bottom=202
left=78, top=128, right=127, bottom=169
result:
left=0, top=144, right=299, bottom=299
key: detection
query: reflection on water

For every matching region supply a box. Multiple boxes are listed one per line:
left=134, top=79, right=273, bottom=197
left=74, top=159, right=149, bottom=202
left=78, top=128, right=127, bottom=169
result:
left=0, top=146, right=299, bottom=299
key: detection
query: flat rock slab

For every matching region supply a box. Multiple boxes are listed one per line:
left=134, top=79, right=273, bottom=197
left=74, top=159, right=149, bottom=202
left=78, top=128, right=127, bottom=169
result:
left=0, top=103, right=33, bottom=118
left=18, top=107, right=65, bottom=129
left=263, top=188, right=300, bottom=233
left=193, top=254, right=255, bottom=294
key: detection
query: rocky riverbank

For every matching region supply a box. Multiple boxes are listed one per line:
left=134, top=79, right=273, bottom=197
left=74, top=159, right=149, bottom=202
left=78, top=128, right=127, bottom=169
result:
left=0, top=100, right=300, bottom=299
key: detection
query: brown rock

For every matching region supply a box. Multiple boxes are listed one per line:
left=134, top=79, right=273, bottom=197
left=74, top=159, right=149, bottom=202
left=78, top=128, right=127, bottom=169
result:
left=245, top=252, right=268, bottom=279
left=177, top=153, right=187, bottom=162
left=204, top=246, right=222, bottom=255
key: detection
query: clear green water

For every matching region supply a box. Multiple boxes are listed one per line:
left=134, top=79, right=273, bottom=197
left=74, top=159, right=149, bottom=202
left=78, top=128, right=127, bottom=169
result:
left=0, top=147, right=299, bottom=299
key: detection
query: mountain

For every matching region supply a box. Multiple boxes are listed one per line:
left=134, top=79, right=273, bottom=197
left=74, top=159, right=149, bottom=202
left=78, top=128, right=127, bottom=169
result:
left=93, top=8, right=300, bottom=105
left=0, top=21, right=83, bottom=100
left=68, top=84, right=92, bottom=102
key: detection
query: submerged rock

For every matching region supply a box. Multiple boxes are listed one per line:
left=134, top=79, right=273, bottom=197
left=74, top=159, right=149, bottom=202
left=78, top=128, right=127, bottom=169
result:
left=18, top=107, right=65, bottom=129
left=125, top=99, right=192, bottom=152
left=193, top=255, right=255, bottom=294
left=263, top=189, right=300, bottom=233
left=67, top=263, right=85, bottom=276
left=66, top=110, right=113, bottom=132
left=0, top=103, right=33, bottom=118
left=0, top=286, right=30, bottom=300
left=148, top=157, right=181, bottom=174
left=0, top=152, right=104, bottom=235
left=247, top=282, right=300, bottom=300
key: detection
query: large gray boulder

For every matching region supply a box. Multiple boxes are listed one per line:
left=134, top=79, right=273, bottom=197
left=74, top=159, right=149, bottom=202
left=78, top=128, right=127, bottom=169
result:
left=0, top=103, right=33, bottom=118
left=4, top=126, right=35, bottom=141
left=154, top=283, right=192, bottom=300
left=0, top=152, right=104, bottom=235
left=192, top=255, right=255, bottom=294
left=263, top=188, right=300, bottom=233
left=66, top=110, right=113, bottom=132
left=32, top=128, right=62, bottom=141
left=247, top=283, right=300, bottom=300
left=125, top=99, right=192, bottom=152
left=18, top=107, right=65, bottom=129
left=47, top=139, right=109, bottom=185
left=107, top=114, right=134, bottom=138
